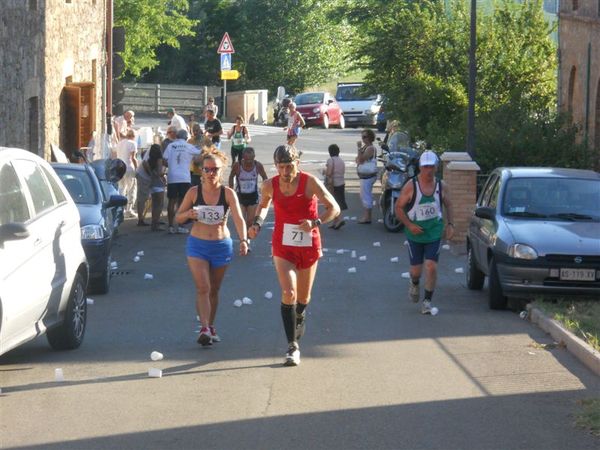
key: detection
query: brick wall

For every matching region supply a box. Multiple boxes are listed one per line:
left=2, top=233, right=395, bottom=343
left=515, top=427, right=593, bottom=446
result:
left=441, top=152, right=480, bottom=243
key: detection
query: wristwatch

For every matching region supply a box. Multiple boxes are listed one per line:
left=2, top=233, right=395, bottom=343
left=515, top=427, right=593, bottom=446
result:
left=313, top=218, right=322, bottom=228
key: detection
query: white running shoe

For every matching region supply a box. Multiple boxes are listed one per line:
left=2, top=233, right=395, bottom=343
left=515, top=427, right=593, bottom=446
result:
left=209, top=326, right=221, bottom=343
left=421, top=300, right=434, bottom=315
left=284, top=342, right=300, bottom=366
left=409, top=281, right=420, bottom=303
left=177, top=226, right=189, bottom=234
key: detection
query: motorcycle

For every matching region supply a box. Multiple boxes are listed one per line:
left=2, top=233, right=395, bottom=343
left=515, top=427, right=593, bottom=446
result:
left=274, top=96, right=292, bottom=126
left=377, top=134, right=419, bottom=232
left=273, top=86, right=292, bottom=126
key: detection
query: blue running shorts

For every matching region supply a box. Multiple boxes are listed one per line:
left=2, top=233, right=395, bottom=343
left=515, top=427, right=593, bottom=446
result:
left=186, top=236, right=233, bottom=268
left=407, top=239, right=441, bottom=266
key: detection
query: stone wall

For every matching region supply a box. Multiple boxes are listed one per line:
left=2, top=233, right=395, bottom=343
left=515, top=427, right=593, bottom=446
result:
left=45, top=0, right=107, bottom=160
left=559, top=0, right=600, bottom=154
left=0, top=0, right=44, bottom=153
left=0, top=0, right=107, bottom=160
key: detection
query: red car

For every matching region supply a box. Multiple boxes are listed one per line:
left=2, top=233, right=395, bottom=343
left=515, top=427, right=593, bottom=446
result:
left=294, top=92, right=345, bottom=129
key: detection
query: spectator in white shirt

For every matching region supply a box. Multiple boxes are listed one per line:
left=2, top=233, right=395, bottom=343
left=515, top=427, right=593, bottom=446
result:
left=166, top=107, right=187, bottom=131
left=163, top=129, right=202, bottom=234
left=115, top=129, right=138, bottom=218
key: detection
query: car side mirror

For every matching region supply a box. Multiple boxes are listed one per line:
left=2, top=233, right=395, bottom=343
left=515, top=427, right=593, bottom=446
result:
left=0, top=223, right=30, bottom=245
left=105, top=194, right=128, bottom=208
left=475, top=206, right=496, bottom=220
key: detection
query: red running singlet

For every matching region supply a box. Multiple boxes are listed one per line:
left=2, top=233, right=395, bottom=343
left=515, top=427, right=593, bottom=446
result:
left=272, top=172, right=322, bottom=269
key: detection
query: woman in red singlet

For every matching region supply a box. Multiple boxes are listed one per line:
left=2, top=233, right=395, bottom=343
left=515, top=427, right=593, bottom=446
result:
left=248, top=145, right=340, bottom=366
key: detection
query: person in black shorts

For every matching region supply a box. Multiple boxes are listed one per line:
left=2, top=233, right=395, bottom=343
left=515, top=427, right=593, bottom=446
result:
left=228, top=147, right=268, bottom=230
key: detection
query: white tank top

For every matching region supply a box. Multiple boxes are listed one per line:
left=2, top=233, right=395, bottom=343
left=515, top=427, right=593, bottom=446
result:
left=237, top=163, right=258, bottom=194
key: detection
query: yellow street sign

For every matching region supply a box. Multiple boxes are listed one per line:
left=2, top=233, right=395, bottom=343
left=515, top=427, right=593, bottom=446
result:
left=221, top=70, right=240, bottom=80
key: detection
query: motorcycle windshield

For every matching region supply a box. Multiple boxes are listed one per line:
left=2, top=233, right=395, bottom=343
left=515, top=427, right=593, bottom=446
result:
left=388, top=132, right=410, bottom=153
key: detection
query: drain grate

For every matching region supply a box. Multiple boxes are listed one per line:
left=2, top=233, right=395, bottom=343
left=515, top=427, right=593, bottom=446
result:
left=110, top=270, right=131, bottom=276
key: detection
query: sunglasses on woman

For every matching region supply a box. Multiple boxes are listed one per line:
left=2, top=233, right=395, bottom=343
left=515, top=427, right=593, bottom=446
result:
left=202, top=167, right=221, bottom=174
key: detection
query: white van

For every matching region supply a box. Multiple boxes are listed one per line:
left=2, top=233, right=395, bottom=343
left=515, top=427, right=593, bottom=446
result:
left=335, top=82, right=383, bottom=127
left=0, top=147, right=89, bottom=356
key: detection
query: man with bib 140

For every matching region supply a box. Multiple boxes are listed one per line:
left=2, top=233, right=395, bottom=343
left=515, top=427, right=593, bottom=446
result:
left=395, top=150, right=454, bottom=315
left=248, top=145, right=340, bottom=366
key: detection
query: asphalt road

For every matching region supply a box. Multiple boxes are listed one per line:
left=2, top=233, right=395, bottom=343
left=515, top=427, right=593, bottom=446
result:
left=1, top=124, right=599, bottom=449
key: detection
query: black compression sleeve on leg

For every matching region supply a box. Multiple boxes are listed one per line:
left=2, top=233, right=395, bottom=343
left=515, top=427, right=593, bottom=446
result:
left=424, top=290, right=434, bottom=301
left=296, top=303, right=307, bottom=316
left=281, top=303, right=297, bottom=344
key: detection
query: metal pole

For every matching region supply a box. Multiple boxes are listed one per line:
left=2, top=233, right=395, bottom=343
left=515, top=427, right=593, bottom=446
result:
left=466, top=0, right=477, bottom=158
left=223, top=79, right=227, bottom=119
left=584, top=42, right=591, bottom=148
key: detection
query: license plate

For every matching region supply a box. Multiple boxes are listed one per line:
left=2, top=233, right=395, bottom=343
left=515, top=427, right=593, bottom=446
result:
left=559, top=268, right=596, bottom=281
left=347, top=117, right=358, bottom=121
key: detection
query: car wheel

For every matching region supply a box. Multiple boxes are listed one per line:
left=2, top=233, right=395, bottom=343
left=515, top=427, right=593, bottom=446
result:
left=466, top=245, right=485, bottom=290
left=47, top=272, right=87, bottom=350
left=90, top=252, right=111, bottom=295
left=338, top=115, right=346, bottom=129
left=488, top=257, right=508, bottom=310
left=322, top=114, right=330, bottom=129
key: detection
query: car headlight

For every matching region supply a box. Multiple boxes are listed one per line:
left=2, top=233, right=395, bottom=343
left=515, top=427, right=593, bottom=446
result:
left=313, top=107, right=320, bottom=113
left=81, top=224, right=105, bottom=240
left=508, top=244, right=538, bottom=260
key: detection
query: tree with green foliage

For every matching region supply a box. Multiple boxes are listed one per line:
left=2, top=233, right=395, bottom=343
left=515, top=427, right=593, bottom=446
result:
left=347, top=0, right=589, bottom=172
left=115, top=0, right=197, bottom=78
left=142, top=0, right=354, bottom=95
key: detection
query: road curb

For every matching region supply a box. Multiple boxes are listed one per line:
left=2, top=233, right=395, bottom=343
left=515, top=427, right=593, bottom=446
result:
left=527, top=305, right=600, bottom=377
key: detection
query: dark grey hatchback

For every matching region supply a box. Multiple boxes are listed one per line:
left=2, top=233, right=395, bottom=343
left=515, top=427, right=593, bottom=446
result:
left=466, top=167, right=600, bottom=309
left=52, top=163, right=127, bottom=294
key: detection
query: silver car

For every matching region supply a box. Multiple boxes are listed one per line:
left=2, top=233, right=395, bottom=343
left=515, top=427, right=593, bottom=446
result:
left=466, top=167, right=600, bottom=309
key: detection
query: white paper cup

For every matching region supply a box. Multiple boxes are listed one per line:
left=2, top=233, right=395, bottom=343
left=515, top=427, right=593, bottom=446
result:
left=54, top=368, right=64, bottom=382
left=148, top=368, right=162, bottom=378
left=150, top=351, right=163, bottom=361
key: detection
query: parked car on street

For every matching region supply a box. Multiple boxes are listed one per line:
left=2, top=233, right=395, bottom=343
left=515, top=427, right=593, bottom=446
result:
left=466, top=167, right=600, bottom=309
left=0, top=147, right=89, bottom=356
left=52, top=162, right=127, bottom=295
left=335, top=82, right=383, bottom=127
left=294, top=91, right=345, bottom=129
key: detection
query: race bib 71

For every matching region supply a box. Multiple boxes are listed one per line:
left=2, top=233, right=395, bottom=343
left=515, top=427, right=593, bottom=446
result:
left=282, top=223, right=312, bottom=247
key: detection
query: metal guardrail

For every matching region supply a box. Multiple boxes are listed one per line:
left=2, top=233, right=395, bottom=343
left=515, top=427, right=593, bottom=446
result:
left=121, top=83, right=221, bottom=114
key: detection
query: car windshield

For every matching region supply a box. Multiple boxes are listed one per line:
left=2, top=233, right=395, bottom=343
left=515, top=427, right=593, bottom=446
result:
left=502, top=177, right=600, bottom=221
left=55, top=169, right=97, bottom=204
left=335, top=85, right=377, bottom=101
left=294, top=93, right=324, bottom=105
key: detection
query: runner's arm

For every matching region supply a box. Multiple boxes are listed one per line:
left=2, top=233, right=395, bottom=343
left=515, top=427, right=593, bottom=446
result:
left=395, top=181, right=423, bottom=234
left=257, top=161, right=268, bottom=181
left=225, top=187, right=249, bottom=256
left=299, top=175, right=340, bottom=232
left=228, top=162, right=239, bottom=188
left=175, top=187, right=198, bottom=224
left=248, top=179, right=273, bottom=239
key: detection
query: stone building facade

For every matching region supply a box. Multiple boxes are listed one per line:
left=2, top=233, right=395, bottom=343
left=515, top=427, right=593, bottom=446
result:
left=559, top=0, right=600, bottom=155
left=0, top=0, right=108, bottom=160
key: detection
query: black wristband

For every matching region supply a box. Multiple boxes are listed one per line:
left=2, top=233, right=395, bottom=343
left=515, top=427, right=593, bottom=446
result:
left=253, top=215, right=264, bottom=229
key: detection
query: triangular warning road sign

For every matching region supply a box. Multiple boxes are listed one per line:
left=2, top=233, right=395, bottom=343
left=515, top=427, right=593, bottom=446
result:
left=217, top=32, right=235, bottom=54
